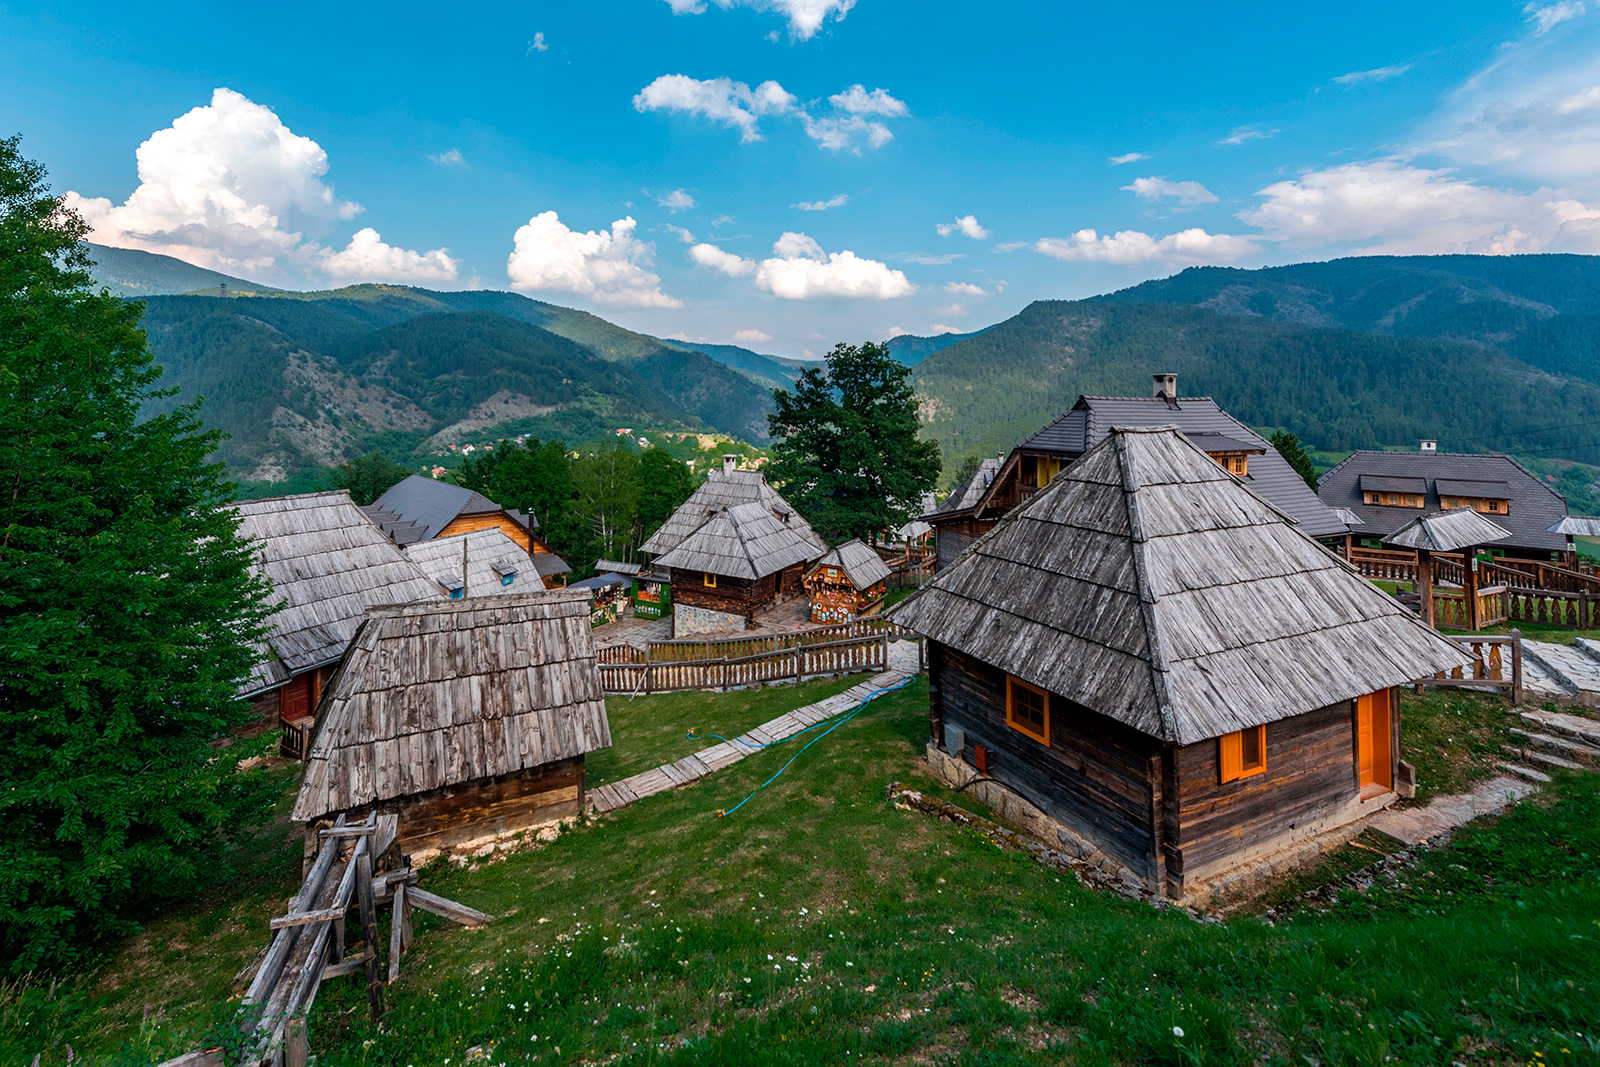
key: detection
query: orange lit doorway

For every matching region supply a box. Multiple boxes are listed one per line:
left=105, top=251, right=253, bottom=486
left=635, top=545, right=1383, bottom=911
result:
left=1356, top=690, right=1393, bottom=796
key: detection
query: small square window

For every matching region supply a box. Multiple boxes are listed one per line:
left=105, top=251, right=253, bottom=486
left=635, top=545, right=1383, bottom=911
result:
left=449, top=587, right=464, bottom=599
left=501, top=573, right=515, bottom=586
left=1220, top=725, right=1267, bottom=783
left=704, top=571, right=717, bottom=588
left=1005, top=675, right=1049, bottom=746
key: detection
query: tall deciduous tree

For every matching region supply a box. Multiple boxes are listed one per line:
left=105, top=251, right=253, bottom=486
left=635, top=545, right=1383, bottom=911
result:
left=572, top=443, right=641, bottom=563
left=767, top=342, right=941, bottom=544
left=0, top=137, right=274, bottom=969
left=637, top=447, right=694, bottom=542
left=476, top=438, right=578, bottom=552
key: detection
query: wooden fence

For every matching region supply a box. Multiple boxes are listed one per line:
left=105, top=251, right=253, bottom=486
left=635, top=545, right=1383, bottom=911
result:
left=599, top=631, right=898, bottom=694
left=1348, top=547, right=1465, bottom=584
left=598, top=617, right=912, bottom=665
left=1504, top=588, right=1600, bottom=630
left=1415, top=631, right=1523, bottom=703
left=1485, top=558, right=1600, bottom=596
left=1431, top=585, right=1509, bottom=629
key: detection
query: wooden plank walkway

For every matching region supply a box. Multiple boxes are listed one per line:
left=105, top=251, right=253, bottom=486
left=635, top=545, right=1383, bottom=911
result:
left=588, top=670, right=908, bottom=814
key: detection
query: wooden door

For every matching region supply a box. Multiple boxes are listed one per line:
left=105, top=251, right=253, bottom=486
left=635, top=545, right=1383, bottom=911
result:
left=280, top=673, right=313, bottom=726
left=1356, top=690, right=1392, bottom=793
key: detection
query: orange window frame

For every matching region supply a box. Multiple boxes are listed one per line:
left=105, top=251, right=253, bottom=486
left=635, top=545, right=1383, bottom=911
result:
left=1005, top=675, right=1050, bottom=746
left=703, top=571, right=717, bottom=588
left=1219, top=725, right=1267, bottom=783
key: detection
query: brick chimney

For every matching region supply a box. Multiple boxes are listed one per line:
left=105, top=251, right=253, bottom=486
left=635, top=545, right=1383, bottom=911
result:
left=1153, top=373, right=1177, bottom=401
left=723, top=454, right=739, bottom=475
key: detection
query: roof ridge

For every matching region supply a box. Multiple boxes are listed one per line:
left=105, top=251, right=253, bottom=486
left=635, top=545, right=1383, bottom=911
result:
left=1114, top=432, right=1178, bottom=743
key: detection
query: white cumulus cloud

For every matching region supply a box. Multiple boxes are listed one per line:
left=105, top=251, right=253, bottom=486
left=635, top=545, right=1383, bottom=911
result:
left=732, top=328, right=772, bottom=343
left=692, top=231, right=914, bottom=299
left=657, top=188, right=697, bottom=211
left=64, top=87, right=361, bottom=277
left=1240, top=159, right=1600, bottom=254
left=528, top=32, right=549, bottom=52
left=1334, top=64, right=1413, bottom=84
left=943, top=281, right=986, bottom=295
left=660, top=0, right=855, bottom=39
left=317, top=228, right=460, bottom=284
left=829, top=84, right=908, bottom=117
left=1035, top=228, right=1259, bottom=265
left=507, top=212, right=681, bottom=307
left=936, top=215, right=989, bottom=239
left=663, top=223, right=697, bottom=243
left=689, top=242, right=758, bottom=275
left=632, top=75, right=797, bottom=142
left=1122, top=177, right=1219, bottom=205
left=795, top=193, right=850, bottom=211
left=1525, top=1, right=1587, bottom=35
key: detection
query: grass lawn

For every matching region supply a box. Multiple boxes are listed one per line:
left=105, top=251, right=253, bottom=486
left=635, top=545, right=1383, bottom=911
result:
left=11, top=679, right=1600, bottom=1066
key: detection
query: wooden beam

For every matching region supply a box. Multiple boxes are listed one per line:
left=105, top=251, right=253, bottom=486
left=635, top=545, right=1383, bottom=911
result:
left=285, top=1016, right=308, bottom=1067
left=269, top=907, right=346, bottom=930
left=320, top=825, right=376, bottom=837
left=388, top=884, right=406, bottom=983
left=320, top=954, right=371, bottom=980
left=355, top=851, right=384, bottom=1021
left=407, top=886, right=494, bottom=927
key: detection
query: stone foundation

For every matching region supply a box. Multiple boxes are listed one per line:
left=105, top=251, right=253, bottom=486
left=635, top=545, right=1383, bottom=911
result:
left=673, top=603, right=747, bottom=637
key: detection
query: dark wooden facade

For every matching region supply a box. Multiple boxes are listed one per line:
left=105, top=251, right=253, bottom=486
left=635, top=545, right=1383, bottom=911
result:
left=245, top=665, right=336, bottom=740
left=929, top=642, right=1399, bottom=896
left=668, top=563, right=804, bottom=621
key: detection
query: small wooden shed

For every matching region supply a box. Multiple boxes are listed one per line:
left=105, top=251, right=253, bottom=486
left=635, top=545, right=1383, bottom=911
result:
left=291, top=589, right=612, bottom=860
left=651, top=501, right=826, bottom=636
left=890, top=426, right=1470, bottom=900
left=804, top=539, right=892, bottom=624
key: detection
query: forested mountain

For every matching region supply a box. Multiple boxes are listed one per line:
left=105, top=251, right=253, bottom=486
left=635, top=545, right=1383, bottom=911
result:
left=912, top=299, right=1600, bottom=468
left=135, top=291, right=773, bottom=483
left=886, top=328, right=984, bottom=366
left=86, top=243, right=283, bottom=297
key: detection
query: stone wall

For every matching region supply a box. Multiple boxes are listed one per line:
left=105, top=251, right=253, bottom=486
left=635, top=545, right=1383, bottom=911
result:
left=674, top=603, right=747, bottom=637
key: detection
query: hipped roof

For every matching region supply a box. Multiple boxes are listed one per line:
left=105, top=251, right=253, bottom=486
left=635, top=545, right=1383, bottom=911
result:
left=1384, top=508, right=1513, bottom=553
left=809, top=538, right=892, bottom=590
left=890, top=426, right=1469, bottom=745
left=232, top=491, right=445, bottom=696
left=292, top=589, right=612, bottom=822
left=640, top=468, right=827, bottom=558
left=403, top=527, right=530, bottom=597
left=652, top=501, right=825, bottom=580
left=369, top=474, right=538, bottom=542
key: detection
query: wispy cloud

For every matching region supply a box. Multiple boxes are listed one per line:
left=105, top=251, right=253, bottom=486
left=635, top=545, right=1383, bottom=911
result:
left=943, top=281, right=985, bottom=295
left=528, top=32, right=548, bottom=53
left=634, top=74, right=906, bottom=153
left=898, top=252, right=963, bottom=265
left=429, top=148, right=466, bottom=167
left=1219, top=126, right=1279, bottom=146
left=1334, top=63, right=1412, bottom=85
left=657, top=188, right=696, bottom=211
left=732, top=328, right=772, bottom=343
left=662, top=223, right=696, bottom=243
left=796, top=193, right=850, bottom=211
left=1524, top=1, right=1587, bottom=36
left=1108, top=152, right=1148, bottom=166
left=1122, top=177, right=1218, bottom=205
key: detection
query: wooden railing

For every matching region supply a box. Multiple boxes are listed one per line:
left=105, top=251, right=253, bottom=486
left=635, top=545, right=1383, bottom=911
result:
left=599, top=632, right=894, bottom=694
left=1431, top=586, right=1509, bottom=629
left=1505, top=588, right=1600, bottom=630
left=281, top=716, right=314, bottom=760
left=1348, top=546, right=1423, bottom=582
left=597, top=617, right=912, bottom=666
left=1484, top=558, right=1600, bottom=596
left=1415, top=632, right=1523, bottom=703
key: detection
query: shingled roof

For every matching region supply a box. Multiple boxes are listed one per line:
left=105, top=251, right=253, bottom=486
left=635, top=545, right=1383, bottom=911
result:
left=1384, top=508, right=1513, bottom=553
left=1319, top=451, right=1567, bottom=553
left=403, top=528, right=530, bottom=597
left=928, top=458, right=1003, bottom=520
left=809, top=538, right=892, bottom=590
left=367, top=475, right=538, bottom=543
left=232, top=492, right=446, bottom=696
left=292, top=589, right=612, bottom=822
left=640, top=467, right=827, bottom=558
left=889, top=426, right=1468, bottom=745
left=652, top=501, right=826, bottom=580
left=992, top=395, right=1347, bottom=539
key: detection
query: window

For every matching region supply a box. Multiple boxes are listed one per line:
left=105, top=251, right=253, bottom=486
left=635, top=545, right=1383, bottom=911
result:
left=1487, top=500, right=1501, bottom=513
left=1005, top=675, right=1049, bottom=745
left=1219, top=725, right=1267, bottom=783
left=449, top=587, right=464, bottom=599
left=501, top=573, right=515, bottom=587
left=703, top=571, right=717, bottom=588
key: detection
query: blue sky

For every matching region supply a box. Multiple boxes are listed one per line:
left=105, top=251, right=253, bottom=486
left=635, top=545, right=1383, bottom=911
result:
left=6, top=0, right=1600, bottom=357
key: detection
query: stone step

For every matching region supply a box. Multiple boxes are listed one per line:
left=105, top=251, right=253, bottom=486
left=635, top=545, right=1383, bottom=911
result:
left=1497, top=761, right=1552, bottom=784
left=1516, top=652, right=1580, bottom=699
left=1572, top=636, right=1600, bottom=667
left=1519, top=709, right=1600, bottom=748
left=1508, top=727, right=1600, bottom=766
left=1521, top=641, right=1600, bottom=706
left=1525, top=749, right=1585, bottom=772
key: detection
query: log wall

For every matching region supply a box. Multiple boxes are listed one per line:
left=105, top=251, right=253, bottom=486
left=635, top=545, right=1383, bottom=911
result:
left=669, top=567, right=778, bottom=618
left=932, top=643, right=1159, bottom=873
left=933, top=519, right=996, bottom=574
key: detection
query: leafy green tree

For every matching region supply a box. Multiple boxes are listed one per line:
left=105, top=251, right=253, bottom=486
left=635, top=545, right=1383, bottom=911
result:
left=1269, top=429, right=1320, bottom=490
left=329, top=451, right=413, bottom=506
left=637, top=447, right=694, bottom=541
left=948, top=452, right=984, bottom=491
left=767, top=342, right=941, bottom=544
left=0, top=137, right=275, bottom=970
left=450, top=445, right=512, bottom=498
left=572, top=443, right=641, bottom=563
left=483, top=438, right=579, bottom=553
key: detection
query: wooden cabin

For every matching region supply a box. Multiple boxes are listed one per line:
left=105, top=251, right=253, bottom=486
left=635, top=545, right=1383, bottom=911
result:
left=651, top=501, right=826, bottom=636
left=231, top=491, right=445, bottom=750
left=890, top=426, right=1469, bottom=902
left=290, top=590, right=612, bottom=861
left=365, top=475, right=571, bottom=587
left=1318, top=448, right=1569, bottom=563
left=640, top=455, right=828, bottom=563
left=402, top=527, right=529, bottom=598
left=804, top=539, right=892, bottom=624
left=924, top=374, right=1348, bottom=572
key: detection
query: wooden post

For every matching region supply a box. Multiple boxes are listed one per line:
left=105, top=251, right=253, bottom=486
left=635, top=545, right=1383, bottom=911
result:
left=388, top=884, right=405, bottom=983
left=1511, top=629, right=1524, bottom=706
left=355, top=851, right=384, bottom=1020
left=1146, top=753, right=1167, bottom=898
left=1417, top=548, right=1434, bottom=628
left=1464, top=545, right=1480, bottom=631
left=794, top=644, right=802, bottom=683
left=284, top=1017, right=308, bottom=1067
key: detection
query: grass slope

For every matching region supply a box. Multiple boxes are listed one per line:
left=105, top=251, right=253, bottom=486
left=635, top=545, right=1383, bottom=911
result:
left=914, top=299, right=1600, bottom=467
left=86, top=243, right=284, bottom=298
left=18, top=680, right=1598, bottom=1066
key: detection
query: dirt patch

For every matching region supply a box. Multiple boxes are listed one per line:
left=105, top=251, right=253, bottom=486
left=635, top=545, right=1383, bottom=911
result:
left=425, top=391, right=566, bottom=449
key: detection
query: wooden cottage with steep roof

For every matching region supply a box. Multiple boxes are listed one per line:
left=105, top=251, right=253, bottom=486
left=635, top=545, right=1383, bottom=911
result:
left=232, top=491, right=445, bottom=748
left=291, top=589, right=611, bottom=860
left=651, top=501, right=827, bottom=636
left=365, top=474, right=571, bottom=587
left=890, top=426, right=1469, bottom=901
left=804, top=539, right=892, bottom=624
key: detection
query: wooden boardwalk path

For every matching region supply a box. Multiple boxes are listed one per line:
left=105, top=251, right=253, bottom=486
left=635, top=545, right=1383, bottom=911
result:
left=588, top=670, right=909, bottom=814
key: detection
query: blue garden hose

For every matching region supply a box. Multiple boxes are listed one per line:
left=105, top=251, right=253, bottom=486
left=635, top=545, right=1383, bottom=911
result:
left=699, top=675, right=917, bottom=818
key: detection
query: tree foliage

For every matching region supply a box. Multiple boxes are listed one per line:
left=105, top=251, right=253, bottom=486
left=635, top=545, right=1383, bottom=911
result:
left=328, top=451, right=413, bottom=505
left=766, top=342, right=942, bottom=544
left=1269, top=430, right=1320, bottom=490
left=0, top=137, right=275, bottom=970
